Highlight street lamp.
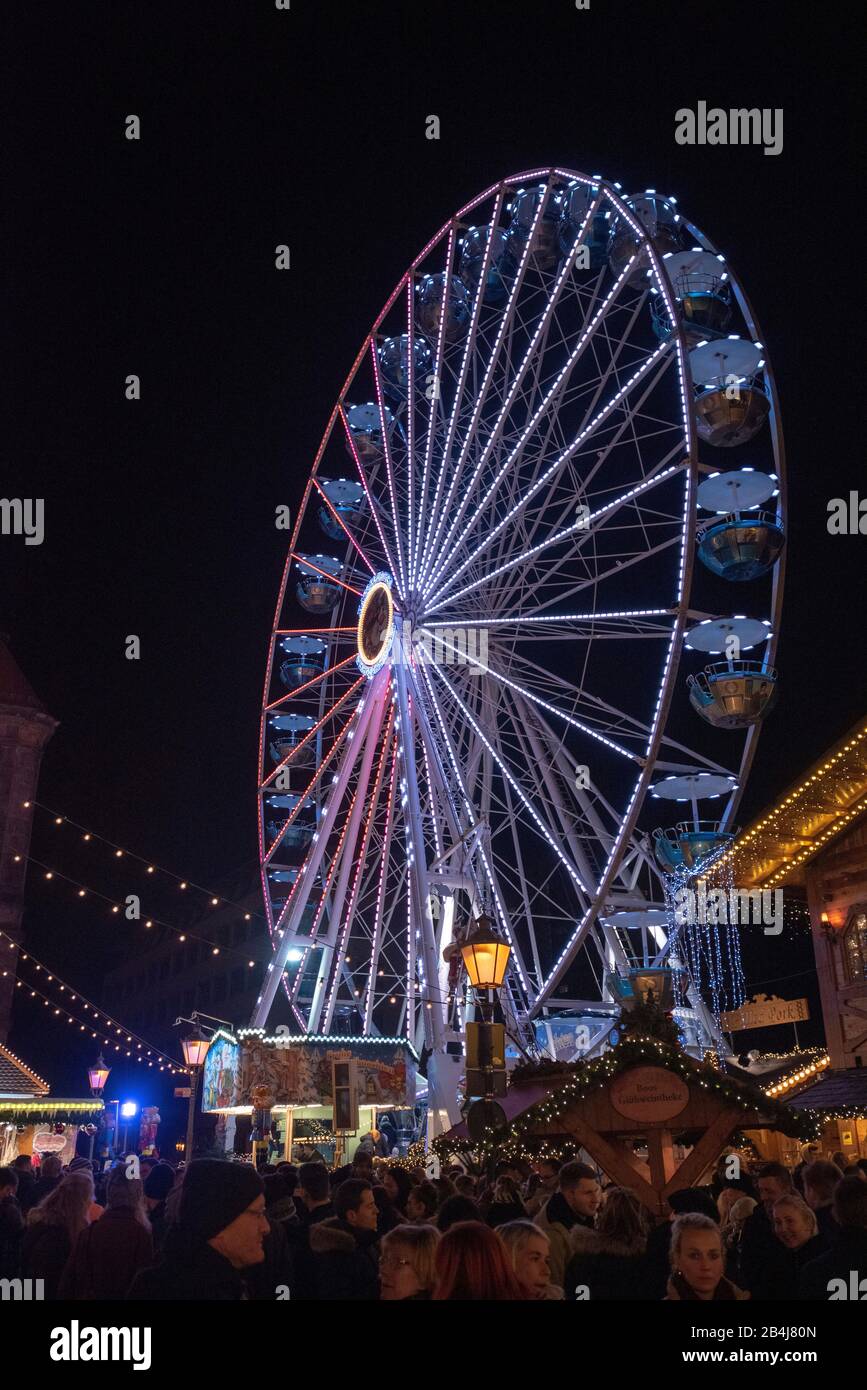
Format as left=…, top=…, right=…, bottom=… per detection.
left=181, top=1024, right=211, bottom=1164
left=86, top=1054, right=111, bottom=1160
left=460, top=913, right=511, bottom=993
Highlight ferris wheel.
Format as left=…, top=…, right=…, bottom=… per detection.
left=251, top=167, right=785, bottom=1127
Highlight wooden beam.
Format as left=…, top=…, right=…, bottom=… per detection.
left=661, top=1107, right=743, bottom=1199
left=563, top=1112, right=663, bottom=1215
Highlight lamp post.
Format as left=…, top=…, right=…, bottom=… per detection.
left=181, top=1025, right=211, bottom=1164
left=459, top=913, right=511, bottom=1176
left=86, top=1054, right=110, bottom=1160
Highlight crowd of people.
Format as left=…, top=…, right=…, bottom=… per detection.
left=1, top=1144, right=865, bottom=1301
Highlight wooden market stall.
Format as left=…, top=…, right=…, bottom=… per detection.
left=437, top=1033, right=812, bottom=1216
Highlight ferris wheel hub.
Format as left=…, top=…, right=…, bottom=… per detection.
left=356, top=571, right=395, bottom=677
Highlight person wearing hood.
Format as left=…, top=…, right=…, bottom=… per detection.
left=128, top=1159, right=268, bottom=1301
left=534, top=1161, right=601, bottom=1289
left=564, top=1186, right=648, bottom=1300
left=664, top=1212, right=749, bottom=1301
left=309, top=1179, right=380, bottom=1300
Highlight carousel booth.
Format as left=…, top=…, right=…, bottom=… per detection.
left=0, top=1041, right=104, bottom=1167
left=200, top=1028, right=417, bottom=1164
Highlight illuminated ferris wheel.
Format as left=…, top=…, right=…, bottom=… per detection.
left=251, top=167, right=785, bottom=1127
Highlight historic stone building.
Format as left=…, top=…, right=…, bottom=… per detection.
left=0, top=637, right=57, bottom=1042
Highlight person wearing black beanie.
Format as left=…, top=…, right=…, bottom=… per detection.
left=128, top=1160, right=268, bottom=1301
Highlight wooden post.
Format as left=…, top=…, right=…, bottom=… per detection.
left=283, top=1108, right=294, bottom=1162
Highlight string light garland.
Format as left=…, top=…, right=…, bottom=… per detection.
left=1, top=930, right=186, bottom=1073
left=24, top=799, right=270, bottom=923
left=14, top=853, right=266, bottom=970
left=0, top=1099, right=105, bottom=1124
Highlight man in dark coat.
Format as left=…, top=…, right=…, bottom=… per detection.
left=738, top=1161, right=794, bottom=1300
left=0, top=1167, right=24, bottom=1279
left=802, top=1159, right=842, bottom=1244
left=128, top=1159, right=267, bottom=1301
left=309, top=1179, right=380, bottom=1300
left=800, top=1175, right=867, bottom=1300
left=285, top=1161, right=335, bottom=1299
left=534, top=1161, right=601, bottom=1289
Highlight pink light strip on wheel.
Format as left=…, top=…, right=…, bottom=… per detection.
left=364, top=356, right=408, bottom=598
left=264, top=653, right=357, bottom=713
left=289, top=552, right=363, bottom=598
left=339, top=400, right=404, bottom=600
left=322, top=710, right=395, bottom=1029
left=311, top=478, right=377, bottom=577
left=362, top=744, right=398, bottom=1033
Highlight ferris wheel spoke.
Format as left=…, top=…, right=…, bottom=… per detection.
left=426, top=453, right=684, bottom=617
left=412, top=661, right=535, bottom=1004
left=318, top=710, right=396, bottom=1032
left=422, top=236, right=647, bottom=594
left=418, top=190, right=508, bottom=585
left=424, top=350, right=677, bottom=612
left=418, top=182, right=552, bottom=581
left=430, top=662, right=594, bottom=902
left=361, top=349, right=410, bottom=596
left=411, top=225, right=456, bottom=590
left=490, top=391, right=687, bottom=616
left=425, top=267, right=658, bottom=599
left=264, top=654, right=359, bottom=714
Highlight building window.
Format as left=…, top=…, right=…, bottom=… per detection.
left=844, top=910, right=867, bottom=983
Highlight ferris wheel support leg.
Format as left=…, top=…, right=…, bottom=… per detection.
left=393, top=659, right=463, bottom=1131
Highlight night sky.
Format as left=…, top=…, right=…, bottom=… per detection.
left=3, top=2, right=862, bottom=1104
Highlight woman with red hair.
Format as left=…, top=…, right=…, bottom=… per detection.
left=432, top=1220, right=528, bottom=1300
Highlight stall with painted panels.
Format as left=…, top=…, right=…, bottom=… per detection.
left=201, top=1028, right=418, bottom=1164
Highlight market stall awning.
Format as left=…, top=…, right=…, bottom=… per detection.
left=0, top=1040, right=49, bottom=1098
left=438, top=1080, right=556, bottom=1145
left=785, top=1067, right=867, bottom=1117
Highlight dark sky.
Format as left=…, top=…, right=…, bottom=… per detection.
left=3, top=2, right=863, bottom=1100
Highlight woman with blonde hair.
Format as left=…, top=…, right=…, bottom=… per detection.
left=378, top=1223, right=440, bottom=1300
left=771, top=1192, right=828, bottom=1296
left=21, top=1172, right=93, bottom=1300
left=498, top=1219, right=563, bottom=1300
left=665, top=1212, right=749, bottom=1301
left=60, top=1168, right=154, bottom=1300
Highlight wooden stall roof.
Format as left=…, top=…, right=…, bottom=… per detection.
left=707, top=715, right=867, bottom=890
